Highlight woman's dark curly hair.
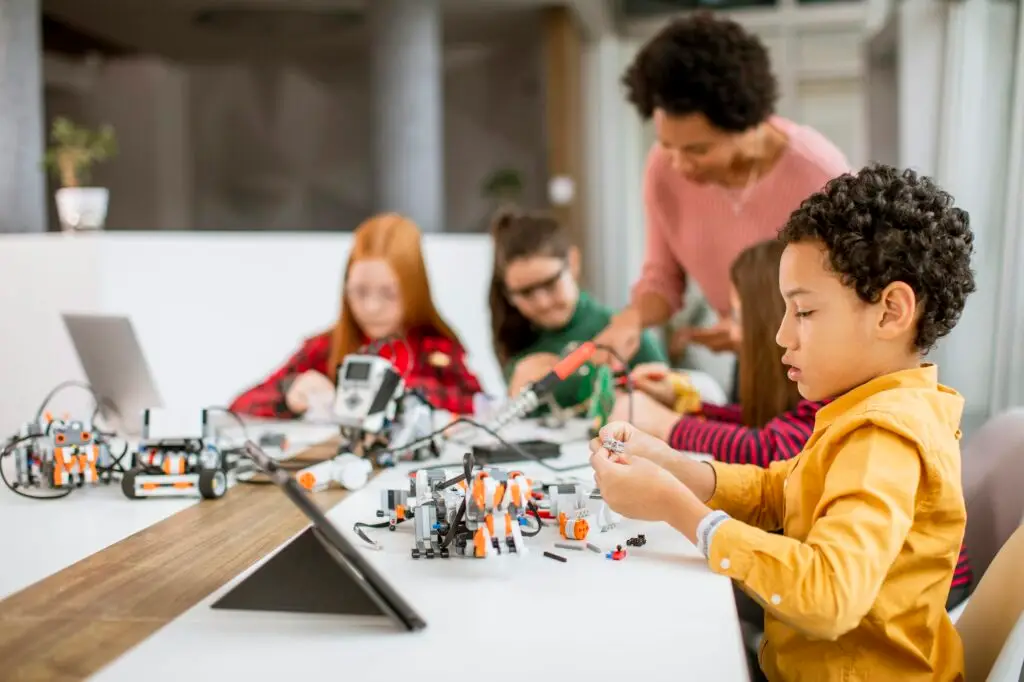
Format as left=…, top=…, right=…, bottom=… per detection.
left=621, top=12, right=778, bottom=132
left=778, top=164, right=976, bottom=353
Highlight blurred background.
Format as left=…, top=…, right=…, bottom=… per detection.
left=1, top=0, right=1021, bottom=438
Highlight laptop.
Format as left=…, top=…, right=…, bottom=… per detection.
left=60, top=313, right=164, bottom=435
left=213, top=441, right=428, bottom=632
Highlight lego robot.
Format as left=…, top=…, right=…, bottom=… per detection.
left=461, top=468, right=534, bottom=558
left=546, top=482, right=593, bottom=540
left=373, top=458, right=539, bottom=559
left=9, top=414, right=112, bottom=491
left=121, top=408, right=236, bottom=500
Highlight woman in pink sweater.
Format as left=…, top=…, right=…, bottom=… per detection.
left=595, top=13, right=850, bottom=372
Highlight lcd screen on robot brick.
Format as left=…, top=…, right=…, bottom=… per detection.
left=345, top=362, right=371, bottom=381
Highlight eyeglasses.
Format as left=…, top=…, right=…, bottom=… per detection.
left=505, top=266, right=566, bottom=301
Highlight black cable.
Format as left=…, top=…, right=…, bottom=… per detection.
left=377, top=415, right=591, bottom=472
left=204, top=406, right=251, bottom=441
left=0, top=434, right=73, bottom=500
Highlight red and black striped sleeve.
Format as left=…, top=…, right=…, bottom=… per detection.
left=228, top=333, right=332, bottom=418
left=667, top=400, right=824, bottom=467
left=951, top=544, right=973, bottom=590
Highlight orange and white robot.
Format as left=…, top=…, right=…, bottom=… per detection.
left=463, top=469, right=534, bottom=558
left=11, top=414, right=110, bottom=490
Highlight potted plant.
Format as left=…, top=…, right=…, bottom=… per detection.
left=44, top=117, right=118, bottom=232
left=482, top=167, right=523, bottom=209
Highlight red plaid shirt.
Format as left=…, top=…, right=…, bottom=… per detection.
left=229, top=327, right=482, bottom=418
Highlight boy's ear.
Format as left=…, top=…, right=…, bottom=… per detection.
left=568, top=246, right=581, bottom=280
left=876, top=281, right=917, bottom=341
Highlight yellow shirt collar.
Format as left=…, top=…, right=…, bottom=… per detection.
left=813, top=364, right=942, bottom=433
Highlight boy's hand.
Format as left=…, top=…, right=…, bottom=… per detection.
left=590, top=447, right=685, bottom=522
left=588, top=421, right=676, bottom=468
left=609, top=391, right=680, bottom=441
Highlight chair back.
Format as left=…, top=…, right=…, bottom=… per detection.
left=956, top=523, right=1024, bottom=681
left=961, top=409, right=1024, bottom=580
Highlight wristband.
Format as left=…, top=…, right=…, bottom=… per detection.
left=695, top=510, right=731, bottom=558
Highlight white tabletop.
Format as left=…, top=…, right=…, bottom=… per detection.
left=90, top=427, right=750, bottom=682
left=0, top=419, right=340, bottom=600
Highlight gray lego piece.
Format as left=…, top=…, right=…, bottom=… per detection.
left=586, top=542, right=602, bottom=553
left=554, top=542, right=584, bottom=551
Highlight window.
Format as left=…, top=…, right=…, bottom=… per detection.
left=619, top=0, right=776, bottom=19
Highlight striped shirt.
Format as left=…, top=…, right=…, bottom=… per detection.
left=669, top=399, right=972, bottom=591
left=632, top=116, right=851, bottom=316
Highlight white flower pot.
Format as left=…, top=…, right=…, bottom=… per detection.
left=55, top=187, right=109, bottom=232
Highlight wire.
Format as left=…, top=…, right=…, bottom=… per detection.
left=377, top=415, right=591, bottom=472
left=0, top=434, right=73, bottom=500
left=204, top=406, right=251, bottom=441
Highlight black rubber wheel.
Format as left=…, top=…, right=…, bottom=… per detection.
left=198, top=469, right=227, bottom=499
left=411, top=549, right=420, bottom=559
left=440, top=548, right=450, bottom=559
left=121, top=468, right=140, bottom=499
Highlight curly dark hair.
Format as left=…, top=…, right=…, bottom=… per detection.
left=621, top=12, right=778, bottom=132
left=778, top=164, right=976, bottom=353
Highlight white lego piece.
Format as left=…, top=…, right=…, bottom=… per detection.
left=142, top=408, right=207, bottom=441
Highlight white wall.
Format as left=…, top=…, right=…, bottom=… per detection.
left=871, top=0, right=1024, bottom=429
left=42, top=38, right=547, bottom=233
left=0, top=233, right=501, bottom=438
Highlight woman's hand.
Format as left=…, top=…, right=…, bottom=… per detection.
left=593, top=307, right=642, bottom=367
left=285, top=370, right=336, bottom=415
left=508, top=352, right=560, bottom=396
left=672, top=318, right=738, bottom=356
left=609, top=391, right=681, bottom=442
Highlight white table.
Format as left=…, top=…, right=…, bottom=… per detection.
left=0, top=419, right=340, bottom=600
left=90, top=426, right=749, bottom=682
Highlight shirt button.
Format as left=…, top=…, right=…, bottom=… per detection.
left=771, top=594, right=781, bottom=605
left=720, top=558, right=731, bottom=570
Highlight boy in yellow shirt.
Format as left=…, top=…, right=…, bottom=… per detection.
left=590, top=164, right=976, bottom=681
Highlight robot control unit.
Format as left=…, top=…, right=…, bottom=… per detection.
left=121, top=408, right=238, bottom=500
left=295, top=352, right=441, bottom=494
left=7, top=414, right=114, bottom=492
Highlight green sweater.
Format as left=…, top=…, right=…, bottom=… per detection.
left=501, top=291, right=667, bottom=408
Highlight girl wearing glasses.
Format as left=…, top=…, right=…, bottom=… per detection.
left=230, top=213, right=482, bottom=419
left=489, top=210, right=666, bottom=408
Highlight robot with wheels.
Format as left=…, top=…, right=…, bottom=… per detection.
left=295, top=353, right=442, bottom=494
left=8, top=414, right=113, bottom=491
left=121, top=408, right=236, bottom=500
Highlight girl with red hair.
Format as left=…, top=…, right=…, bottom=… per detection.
left=230, top=214, right=482, bottom=418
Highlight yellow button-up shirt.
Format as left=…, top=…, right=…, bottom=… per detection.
left=705, top=365, right=967, bottom=681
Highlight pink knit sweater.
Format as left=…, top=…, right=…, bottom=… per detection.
left=631, top=116, right=850, bottom=317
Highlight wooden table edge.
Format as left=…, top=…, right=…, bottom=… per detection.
left=0, top=439, right=355, bottom=681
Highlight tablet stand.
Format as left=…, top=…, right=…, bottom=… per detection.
left=211, top=526, right=387, bottom=617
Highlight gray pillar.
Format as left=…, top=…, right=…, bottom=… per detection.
left=0, top=0, right=46, bottom=233
left=368, top=0, right=444, bottom=233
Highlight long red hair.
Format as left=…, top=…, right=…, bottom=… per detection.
left=328, top=213, right=458, bottom=381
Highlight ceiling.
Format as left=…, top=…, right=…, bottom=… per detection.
left=41, top=0, right=577, bottom=63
